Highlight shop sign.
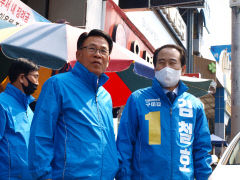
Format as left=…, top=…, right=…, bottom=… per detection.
left=112, top=24, right=153, bottom=65
left=151, top=0, right=205, bottom=7
left=162, top=7, right=186, bottom=41
left=213, top=45, right=231, bottom=92
left=112, top=24, right=127, bottom=48
left=208, top=62, right=216, bottom=73
left=119, top=0, right=205, bottom=9
left=0, top=0, right=49, bottom=26
left=130, top=40, right=153, bottom=64
left=210, top=45, right=231, bottom=62
left=184, top=73, right=201, bottom=78
left=225, top=93, right=231, bottom=115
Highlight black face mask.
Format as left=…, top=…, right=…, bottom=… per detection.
left=22, top=76, right=38, bottom=95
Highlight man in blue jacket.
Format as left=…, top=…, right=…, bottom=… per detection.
left=0, top=58, right=39, bottom=180
left=116, top=44, right=212, bottom=180
left=28, top=29, right=119, bottom=180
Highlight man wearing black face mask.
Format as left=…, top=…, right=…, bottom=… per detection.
left=22, top=75, right=38, bottom=95
left=0, top=58, right=39, bottom=180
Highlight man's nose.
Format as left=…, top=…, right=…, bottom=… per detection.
left=164, top=62, right=171, bottom=67
left=94, top=49, right=102, bottom=56
left=35, top=79, right=39, bottom=85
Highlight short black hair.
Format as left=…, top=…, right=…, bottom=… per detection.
left=77, top=29, right=113, bottom=54
left=153, top=44, right=186, bottom=67
left=8, top=58, right=39, bottom=83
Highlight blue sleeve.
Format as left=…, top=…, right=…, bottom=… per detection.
left=116, top=95, right=138, bottom=180
left=28, top=78, right=61, bottom=180
left=193, top=102, right=212, bottom=180
left=0, top=105, right=7, bottom=140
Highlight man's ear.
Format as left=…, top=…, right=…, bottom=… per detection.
left=76, top=50, right=81, bottom=59
left=181, top=65, right=186, bottom=76
left=18, top=73, right=25, bottom=84
left=106, top=56, right=110, bottom=67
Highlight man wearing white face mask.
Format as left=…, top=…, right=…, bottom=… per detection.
left=116, top=44, right=212, bottom=180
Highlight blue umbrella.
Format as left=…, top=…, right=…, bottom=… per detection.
left=0, top=20, right=15, bottom=29
left=211, top=134, right=228, bottom=147
left=0, top=22, right=85, bottom=70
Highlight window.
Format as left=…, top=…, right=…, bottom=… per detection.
left=227, top=139, right=240, bottom=165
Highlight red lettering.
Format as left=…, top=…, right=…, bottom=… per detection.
left=16, top=7, right=22, bottom=18
left=20, top=10, right=25, bottom=19
left=24, top=12, right=30, bottom=23
left=10, top=3, right=17, bottom=15
left=4, top=0, right=11, bottom=11
left=0, top=0, right=5, bottom=7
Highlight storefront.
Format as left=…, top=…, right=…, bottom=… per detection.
left=192, top=55, right=216, bottom=131
left=211, top=45, right=231, bottom=141
left=103, top=0, right=191, bottom=107
left=0, top=0, right=213, bottom=111
left=193, top=45, right=232, bottom=143
left=104, top=0, right=155, bottom=62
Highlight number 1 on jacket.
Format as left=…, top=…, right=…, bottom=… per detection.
left=145, top=111, right=161, bottom=145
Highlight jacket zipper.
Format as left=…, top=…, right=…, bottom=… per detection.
left=96, top=79, right=104, bottom=179
left=170, top=95, right=178, bottom=179
left=62, top=114, right=67, bottom=180
left=170, top=107, right=173, bottom=180
left=6, top=137, right=11, bottom=180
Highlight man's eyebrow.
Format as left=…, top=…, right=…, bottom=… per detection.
left=87, top=43, right=108, bottom=49
left=86, top=43, right=96, bottom=46
left=169, top=58, right=178, bottom=61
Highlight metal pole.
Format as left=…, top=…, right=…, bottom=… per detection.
left=231, top=3, right=240, bottom=140
left=45, top=0, right=49, bottom=19
left=187, top=9, right=194, bottom=73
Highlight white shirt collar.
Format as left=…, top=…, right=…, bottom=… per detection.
left=163, top=86, right=179, bottom=95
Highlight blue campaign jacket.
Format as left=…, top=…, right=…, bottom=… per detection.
left=28, top=62, right=119, bottom=180
left=116, top=78, right=212, bottom=180
left=0, top=83, right=34, bottom=180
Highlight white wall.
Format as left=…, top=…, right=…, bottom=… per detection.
left=113, top=0, right=119, bottom=5
left=200, top=0, right=231, bottom=60
left=86, top=0, right=103, bottom=30
left=126, top=11, right=185, bottom=49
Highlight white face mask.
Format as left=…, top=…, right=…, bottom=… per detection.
left=155, top=67, right=182, bottom=88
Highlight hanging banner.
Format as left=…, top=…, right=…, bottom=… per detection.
left=210, top=45, right=231, bottom=93
left=0, top=0, right=49, bottom=26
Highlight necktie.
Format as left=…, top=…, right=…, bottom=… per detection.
left=167, top=91, right=176, bottom=104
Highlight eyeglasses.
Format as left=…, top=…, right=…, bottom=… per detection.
left=80, top=46, right=109, bottom=56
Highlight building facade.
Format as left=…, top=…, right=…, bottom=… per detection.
left=5, top=0, right=230, bottom=143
